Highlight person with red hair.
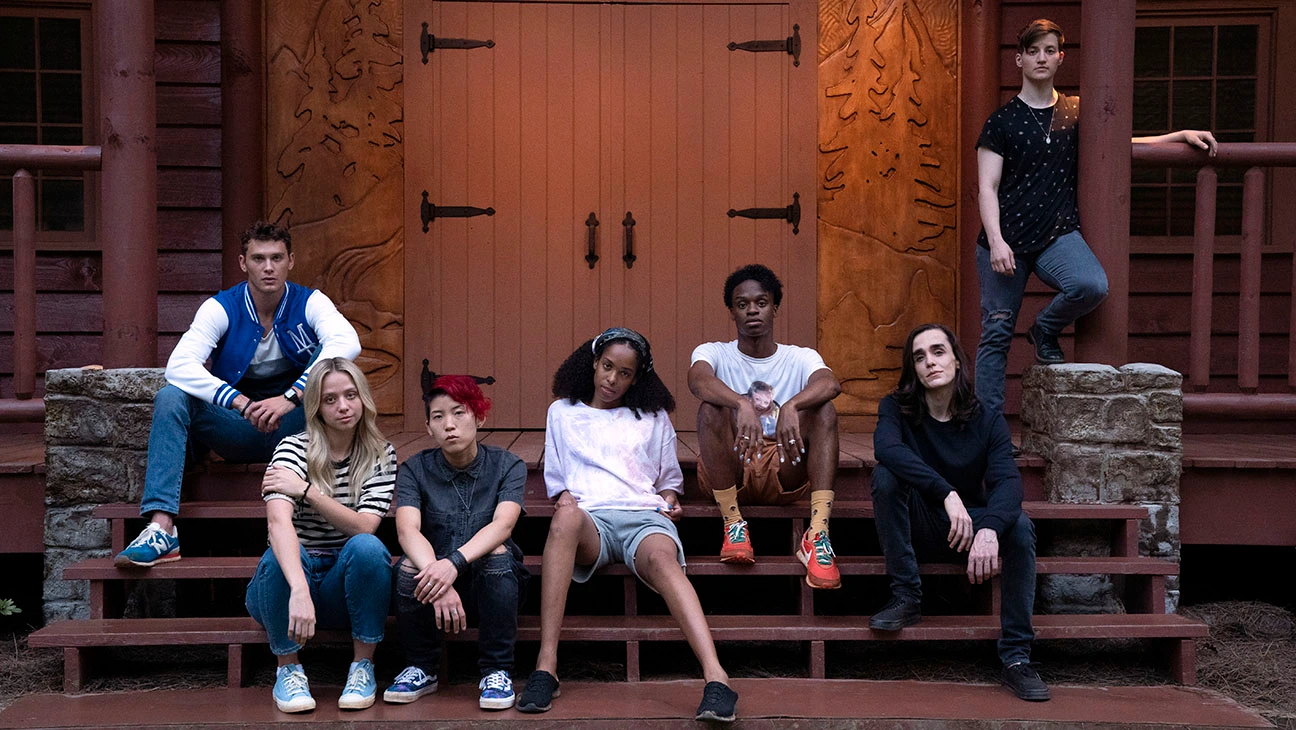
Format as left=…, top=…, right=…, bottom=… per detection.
left=384, top=375, right=527, bottom=711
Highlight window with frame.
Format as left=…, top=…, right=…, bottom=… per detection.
left=0, top=7, right=94, bottom=246
left=1130, top=17, right=1269, bottom=240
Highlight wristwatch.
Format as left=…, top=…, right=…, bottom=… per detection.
left=284, top=390, right=302, bottom=408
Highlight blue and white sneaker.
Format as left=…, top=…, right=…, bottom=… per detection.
left=114, top=523, right=180, bottom=567
left=479, top=669, right=515, bottom=710
left=338, top=658, right=378, bottom=710
left=272, top=663, right=315, bottom=713
left=383, top=665, right=438, bottom=704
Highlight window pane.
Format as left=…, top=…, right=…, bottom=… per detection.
left=42, top=126, right=82, bottom=145
left=1171, top=80, right=1212, bottom=130
left=0, top=71, right=37, bottom=122
left=1215, top=80, right=1255, bottom=130
left=1217, top=25, right=1257, bottom=76
left=1214, top=184, right=1242, bottom=236
left=1133, top=81, right=1169, bottom=132
left=1132, top=166, right=1167, bottom=184
left=40, top=73, right=82, bottom=123
left=0, top=17, right=36, bottom=69
left=1131, top=186, right=1168, bottom=236
left=1174, top=26, right=1214, bottom=76
left=1168, top=186, right=1196, bottom=236
left=38, top=18, right=81, bottom=70
left=1135, top=26, right=1170, bottom=77
left=39, top=177, right=84, bottom=232
left=0, top=125, right=38, bottom=144
left=0, top=178, right=12, bottom=230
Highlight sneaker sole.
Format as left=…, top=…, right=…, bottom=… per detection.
left=696, top=709, right=737, bottom=723
left=516, top=688, right=560, bottom=713
left=275, top=696, right=316, bottom=713
left=795, top=548, right=841, bottom=589
left=383, top=684, right=437, bottom=703
left=338, top=693, right=376, bottom=710
left=869, top=614, right=922, bottom=631
left=1002, top=682, right=1051, bottom=702
left=114, top=553, right=181, bottom=568
left=480, top=695, right=517, bottom=710
left=719, top=551, right=755, bottom=564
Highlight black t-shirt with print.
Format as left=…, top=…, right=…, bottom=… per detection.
left=976, top=94, right=1081, bottom=255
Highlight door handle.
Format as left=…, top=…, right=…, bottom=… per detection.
left=622, top=212, right=637, bottom=269
left=585, top=213, right=599, bottom=269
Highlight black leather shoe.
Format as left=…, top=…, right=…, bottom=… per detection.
left=869, top=595, right=922, bottom=631
left=1026, top=324, right=1065, bottom=364
left=1001, top=662, right=1051, bottom=701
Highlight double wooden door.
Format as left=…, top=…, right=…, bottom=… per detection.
left=405, top=0, right=817, bottom=429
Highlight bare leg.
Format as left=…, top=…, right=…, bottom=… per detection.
left=777, top=401, right=837, bottom=500
left=278, top=652, right=300, bottom=667
left=634, top=534, right=729, bottom=685
left=534, top=503, right=602, bottom=677
left=149, top=511, right=175, bottom=533
left=696, top=402, right=741, bottom=491
left=353, top=640, right=375, bottom=662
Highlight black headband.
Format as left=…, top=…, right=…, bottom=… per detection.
left=592, top=327, right=654, bottom=373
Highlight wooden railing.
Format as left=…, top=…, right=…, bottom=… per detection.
left=1, top=144, right=102, bottom=421
left=1132, top=142, right=1296, bottom=419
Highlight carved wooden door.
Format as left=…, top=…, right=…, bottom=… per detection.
left=405, top=0, right=817, bottom=430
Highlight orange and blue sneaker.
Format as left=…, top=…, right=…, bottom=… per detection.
left=719, top=520, right=755, bottom=564
left=797, top=529, right=841, bottom=589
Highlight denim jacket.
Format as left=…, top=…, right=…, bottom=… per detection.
left=395, top=444, right=527, bottom=562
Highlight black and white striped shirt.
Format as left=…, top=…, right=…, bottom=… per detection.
left=265, top=433, right=397, bottom=548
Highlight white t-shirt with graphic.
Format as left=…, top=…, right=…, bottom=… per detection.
left=543, top=399, right=683, bottom=512
left=690, top=341, right=830, bottom=430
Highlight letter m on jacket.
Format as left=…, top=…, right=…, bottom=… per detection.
left=285, top=323, right=318, bottom=356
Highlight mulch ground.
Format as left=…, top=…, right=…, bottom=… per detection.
left=3, top=601, right=1294, bottom=726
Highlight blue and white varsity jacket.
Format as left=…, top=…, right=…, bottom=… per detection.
left=165, top=281, right=361, bottom=408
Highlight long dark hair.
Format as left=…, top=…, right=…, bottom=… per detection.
left=551, top=328, right=675, bottom=419
left=890, top=323, right=979, bottom=425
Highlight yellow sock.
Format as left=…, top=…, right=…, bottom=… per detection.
left=809, top=490, right=834, bottom=536
left=712, top=486, right=744, bottom=526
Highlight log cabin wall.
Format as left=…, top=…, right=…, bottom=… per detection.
left=0, top=1, right=221, bottom=399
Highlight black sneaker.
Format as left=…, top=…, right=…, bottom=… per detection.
left=869, top=595, right=922, bottom=631
left=694, top=681, right=738, bottom=723
left=1001, top=661, right=1051, bottom=701
left=516, top=670, right=560, bottom=713
left=1026, top=324, right=1065, bottom=364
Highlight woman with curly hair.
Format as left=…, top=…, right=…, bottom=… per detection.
left=516, top=327, right=738, bottom=723
left=245, top=357, right=397, bottom=713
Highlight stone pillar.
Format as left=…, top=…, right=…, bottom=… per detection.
left=43, top=368, right=166, bottom=622
left=1020, top=363, right=1183, bottom=612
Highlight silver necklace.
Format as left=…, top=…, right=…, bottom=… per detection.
left=1026, top=103, right=1054, bottom=144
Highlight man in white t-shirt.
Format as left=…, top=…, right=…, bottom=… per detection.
left=689, top=264, right=844, bottom=589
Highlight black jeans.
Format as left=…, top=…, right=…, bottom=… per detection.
left=393, top=551, right=520, bottom=677
left=870, top=465, right=1037, bottom=665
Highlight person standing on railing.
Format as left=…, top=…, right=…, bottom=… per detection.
left=114, top=221, right=361, bottom=568
left=974, top=18, right=1217, bottom=416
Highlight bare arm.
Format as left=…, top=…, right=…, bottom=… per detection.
left=689, top=360, right=763, bottom=462
left=266, top=498, right=314, bottom=643
left=977, top=147, right=1016, bottom=276
left=1133, top=130, right=1217, bottom=156
left=782, top=368, right=842, bottom=412
left=395, top=505, right=439, bottom=571
left=262, top=465, right=383, bottom=536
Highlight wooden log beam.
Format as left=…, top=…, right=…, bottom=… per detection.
left=220, top=0, right=264, bottom=287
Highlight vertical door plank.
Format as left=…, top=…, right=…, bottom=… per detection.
left=438, top=2, right=471, bottom=378
left=752, top=3, right=786, bottom=341
left=545, top=3, right=578, bottom=415
left=622, top=6, right=653, bottom=337
left=404, top=0, right=436, bottom=428
left=492, top=3, right=524, bottom=427
left=785, top=0, right=818, bottom=346
left=727, top=5, right=758, bottom=271
left=599, top=5, right=627, bottom=333
left=518, top=3, right=550, bottom=426
left=674, top=4, right=707, bottom=430
left=466, top=3, right=497, bottom=389
left=702, top=5, right=734, bottom=347
left=649, top=5, right=681, bottom=422
left=572, top=4, right=602, bottom=344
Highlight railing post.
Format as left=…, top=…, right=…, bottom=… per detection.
left=96, top=0, right=158, bottom=368
left=221, top=0, right=264, bottom=288
left=1238, top=168, right=1264, bottom=392
left=12, top=170, right=36, bottom=400
left=1189, top=167, right=1217, bottom=391
left=958, top=0, right=1000, bottom=364
left=1076, top=0, right=1135, bottom=365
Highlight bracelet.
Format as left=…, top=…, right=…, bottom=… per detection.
left=448, top=550, right=469, bottom=575
left=239, top=401, right=251, bottom=418
left=299, top=483, right=311, bottom=503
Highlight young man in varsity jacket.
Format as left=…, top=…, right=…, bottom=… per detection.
left=115, top=221, right=361, bottom=568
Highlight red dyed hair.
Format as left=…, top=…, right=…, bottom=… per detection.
left=425, top=374, right=492, bottom=421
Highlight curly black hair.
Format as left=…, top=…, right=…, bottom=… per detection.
left=723, top=264, right=783, bottom=308
left=551, top=337, right=675, bottom=419
left=890, top=323, right=980, bottom=426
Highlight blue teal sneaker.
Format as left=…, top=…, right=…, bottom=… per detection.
left=383, top=665, right=437, bottom=704
left=478, top=669, right=515, bottom=710
left=339, top=659, right=377, bottom=710
left=114, top=523, right=180, bottom=567
left=272, top=663, right=315, bottom=713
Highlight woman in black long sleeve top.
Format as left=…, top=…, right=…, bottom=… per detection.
left=870, top=323, right=1049, bottom=702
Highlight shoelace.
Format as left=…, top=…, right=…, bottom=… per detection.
left=344, top=664, right=372, bottom=694
left=129, top=528, right=171, bottom=552
left=482, top=671, right=511, bottom=692
left=812, top=531, right=835, bottom=566
left=726, top=521, right=748, bottom=544
left=279, top=669, right=309, bottom=696
left=393, top=666, right=428, bottom=686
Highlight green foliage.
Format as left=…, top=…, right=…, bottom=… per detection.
left=0, top=598, right=20, bottom=616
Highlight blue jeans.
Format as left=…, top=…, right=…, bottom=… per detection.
left=393, top=551, right=521, bottom=676
left=245, top=533, right=392, bottom=656
left=974, top=230, right=1108, bottom=414
left=139, top=384, right=306, bottom=517
left=870, top=465, right=1037, bottom=666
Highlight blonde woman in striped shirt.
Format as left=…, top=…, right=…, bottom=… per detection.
left=245, top=357, right=397, bottom=713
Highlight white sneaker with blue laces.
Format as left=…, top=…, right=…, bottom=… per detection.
left=272, top=663, right=315, bottom=713
left=338, top=658, right=378, bottom=710
left=479, top=669, right=515, bottom=710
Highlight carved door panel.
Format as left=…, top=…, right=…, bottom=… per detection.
left=406, top=0, right=817, bottom=430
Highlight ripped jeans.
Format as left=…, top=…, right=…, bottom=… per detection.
left=974, top=231, right=1108, bottom=414
left=392, top=550, right=521, bottom=677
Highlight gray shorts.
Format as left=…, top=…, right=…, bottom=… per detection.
left=572, top=509, right=686, bottom=586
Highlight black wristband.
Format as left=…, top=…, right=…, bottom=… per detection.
left=448, top=550, right=469, bottom=575
left=239, top=401, right=250, bottom=417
